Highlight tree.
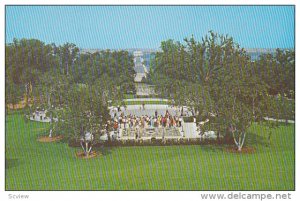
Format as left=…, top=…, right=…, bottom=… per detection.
left=198, top=32, right=272, bottom=151
left=59, top=43, right=79, bottom=76
left=255, top=49, right=295, bottom=99
left=150, top=31, right=288, bottom=151
left=61, top=84, right=110, bottom=156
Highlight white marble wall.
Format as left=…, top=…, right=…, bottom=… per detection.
left=182, top=122, right=198, bottom=138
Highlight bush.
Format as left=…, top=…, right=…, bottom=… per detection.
left=68, top=136, right=234, bottom=147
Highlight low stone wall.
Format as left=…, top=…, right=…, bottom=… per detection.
left=182, top=122, right=197, bottom=138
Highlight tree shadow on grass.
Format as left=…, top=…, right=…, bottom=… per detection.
left=198, top=144, right=225, bottom=153
left=55, top=136, right=69, bottom=144
left=92, top=144, right=113, bottom=156
left=245, top=131, right=268, bottom=147
left=5, top=158, right=20, bottom=169
left=197, top=131, right=267, bottom=154
left=5, top=119, right=12, bottom=123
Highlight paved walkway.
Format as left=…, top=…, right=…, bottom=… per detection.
left=264, top=117, right=295, bottom=124
left=124, top=98, right=169, bottom=102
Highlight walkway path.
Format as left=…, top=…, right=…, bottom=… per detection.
left=264, top=117, right=295, bottom=124
left=124, top=98, right=169, bottom=102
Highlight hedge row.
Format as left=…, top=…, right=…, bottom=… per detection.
left=68, top=136, right=234, bottom=148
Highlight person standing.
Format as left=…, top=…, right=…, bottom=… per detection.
left=150, top=117, right=154, bottom=128
left=165, top=109, right=169, bottom=118
left=179, top=116, right=182, bottom=127
left=135, top=122, right=140, bottom=139
left=157, top=115, right=161, bottom=127
left=162, top=116, right=166, bottom=127
left=166, top=116, right=169, bottom=128
left=123, top=116, right=126, bottom=128
left=118, top=116, right=122, bottom=129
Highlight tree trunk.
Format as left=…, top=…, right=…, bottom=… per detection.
left=25, top=83, right=28, bottom=107
left=49, top=128, right=53, bottom=138
left=47, top=92, right=51, bottom=108
left=217, top=130, right=221, bottom=144
left=66, top=63, right=69, bottom=76
left=268, top=131, right=272, bottom=146
left=237, top=145, right=242, bottom=152
left=107, top=131, right=111, bottom=142
left=80, top=141, right=85, bottom=152
left=85, top=142, right=89, bottom=156
left=233, top=131, right=246, bottom=152
left=252, top=97, right=255, bottom=116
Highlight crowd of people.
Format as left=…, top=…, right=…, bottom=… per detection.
left=106, top=110, right=184, bottom=132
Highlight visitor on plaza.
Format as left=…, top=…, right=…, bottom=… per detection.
left=109, top=110, right=184, bottom=133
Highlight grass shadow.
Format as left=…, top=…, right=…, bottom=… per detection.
left=93, top=144, right=113, bottom=156
left=245, top=131, right=268, bottom=147
left=196, top=131, right=268, bottom=153
left=5, top=158, right=20, bottom=169
left=198, top=144, right=225, bottom=153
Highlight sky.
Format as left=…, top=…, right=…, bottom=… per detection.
left=5, top=5, right=295, bottom=49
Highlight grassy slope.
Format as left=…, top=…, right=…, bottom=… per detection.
left=5, top=112, right=294, bottom=190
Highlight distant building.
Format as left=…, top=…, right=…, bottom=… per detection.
left=133, top=51, right=155, bottom=96
left=133, top=51, right=143, bottom=57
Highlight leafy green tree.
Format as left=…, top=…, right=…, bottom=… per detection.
left=150, top=31, right=293, bottom=151
left=59, top=43, right=79, bottom=76
left=255, top=49, right=295, bottom=98
left=61, top=84, right=110, bottom=156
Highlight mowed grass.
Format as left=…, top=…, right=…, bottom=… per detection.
left=5, top=112, right=294, bottom=190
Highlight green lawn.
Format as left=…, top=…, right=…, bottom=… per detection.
left=5, top=112, right=294, bottom=190
left=123, top=94, right=136, bottom=99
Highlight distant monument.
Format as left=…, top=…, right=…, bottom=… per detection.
left=133, top=51, right=155, bottom=96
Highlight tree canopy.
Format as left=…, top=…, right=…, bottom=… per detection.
left=150, top=31, right=295, bottom=151
left=6, top=38, right=136, bottom=140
